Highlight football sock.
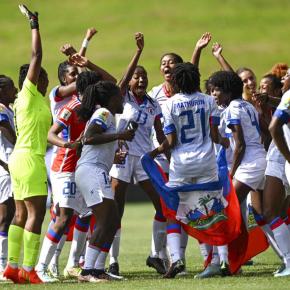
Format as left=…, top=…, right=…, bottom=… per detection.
left=0, top=231, right=8, bottom=270
left=109, top=227, right=121, bottom=265
left=83, top=245, right=100, bottom=269
left=166, top=223, right=181, bottom=263
left=7, top=225, right=24, bottom=267
left=23, top=230, right=41, bottom=271
left=94, top=243, right=111, bottom=270
left=151, top=212, right=166, bottom=258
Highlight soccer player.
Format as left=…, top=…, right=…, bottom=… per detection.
left=75, top=82, right=135, bottom=282
left=0, top=75, right=17, bottom=279
left=35, top=71, right=103, bottom=282
left=150, top=62, right=228, bottom=278
left=3, top=5, right=51, bottom=284
left=108, top=33, right=167, bottom=276
left=269, top=89, right=290, bottom=277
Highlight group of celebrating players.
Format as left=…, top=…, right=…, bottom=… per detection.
left=0, top=4, right=290, bottom=284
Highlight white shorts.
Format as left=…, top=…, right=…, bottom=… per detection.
left=234, top=158, right=266, bottom=191
left=265, top=160, right=290, bottom=196
left=110, top=155, right=148, bottom=183
left=0, top=175, right=13, bottom=203
left=50, top=171, right=89, bottom=215
left=76, top=164, right=114, bottom=207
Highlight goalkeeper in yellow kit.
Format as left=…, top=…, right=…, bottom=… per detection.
left=3, top=4, right=52, bottom=284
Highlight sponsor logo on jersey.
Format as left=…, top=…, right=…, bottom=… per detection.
left=60, top=108, right=72, bottom=121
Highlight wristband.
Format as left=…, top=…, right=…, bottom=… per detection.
left=30, top=13, right=39, bottom=30
left=82, top=39, right=89, bottom=48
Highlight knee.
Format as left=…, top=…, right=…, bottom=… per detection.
left=263, top=207, right=277, bottom=224
left=14, top=208, right=27, bottom=226
left=55, top=214, right=72, bottom=231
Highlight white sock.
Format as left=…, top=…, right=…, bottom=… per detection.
left=217, top=245, right=229, bottom=264
left=66, top=228, right=88, bottom=268
left=94, top=251, right=108, bottom=270
left=262, top=224, right=284, bottom=260
left=0, top=234, right=8, bottom=271
left=167, top=233, right=181, bottom=263
left=109, top=228, right=121, bottom=265
left=151, top=218, right=166, bottom=258
left=180, top=228, right=188, bottom=260
left=199, top=243, right=212, bottom=262
left=83, top=245, right=100, bottom=270
left=270, top=218, right=290, bottom=267
left=50, top=234, right=67, bottom=267
left=211, top=246, right=220, bottom=265
left=36, top=236, right=58, bottom=272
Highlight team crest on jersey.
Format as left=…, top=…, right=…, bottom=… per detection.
left=99, top=110, right=109, bottom=122
left=60, top=108, right=72, bottom=121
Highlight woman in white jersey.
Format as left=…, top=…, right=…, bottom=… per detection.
left=268, top=90, right=290, bottom=277
left=108, top=33, right=168, bottom=276
left=75, top=81, right=134, bottom=282
left=0, top=75, right=17, bottom=278
left=150, top=62, right=228, bottom=278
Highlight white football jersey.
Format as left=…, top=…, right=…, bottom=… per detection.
left=162, top=92, right=220, bottom=179
left=225, top=98, right=266, bottom=164
left=0, top=104, right=15, bottom=176
left=49, top=86, right=73, bottom=120
left=117, top=90, right=162, bottom=157
left=77, top=108, right=117, bottom=171
left=274, top=90, right=290, bottom=149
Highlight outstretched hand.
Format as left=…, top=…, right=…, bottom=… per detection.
left=69, top=53, right=89, bottom=67
left=212, top=42, right=223, bottom=58
left=86, top=28, right=97, bottom=40
left=195, top=32, right=211, bottom=49
left=135, top=32, right=144, bottom=51
left=19, top=4, right=39, bottom=29
left=60, top=44, right=77, bottom=57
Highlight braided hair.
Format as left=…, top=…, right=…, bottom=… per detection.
left=78, top=81, right=120, bottom=122
left=171, top=62, right=200, bottom=94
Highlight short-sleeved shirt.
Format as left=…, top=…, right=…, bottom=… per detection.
left=163, top=92, right=220, bottom=179
left=225, top=98, right=266, bottom=164
left=77, top=108, right=117, bottom=172
left=117, top=90, right=162, bottom=157
left=49, top=85, right=75, bottom=121
left=13, top=78, right=51, bottom=156
left=0, top=104, right=15, bottom=176
left=274, top=91, right=290, bottom=148
left=51, top=96, right=85, bottom=173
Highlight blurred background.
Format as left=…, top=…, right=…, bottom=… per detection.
left=1, top=0, right=290, bottom=201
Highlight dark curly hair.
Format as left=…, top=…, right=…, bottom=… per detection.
left=57, top=61, right=74, bottom=86
left=18, top=64, right=47, bottom=90
left=160, top=53, right=183, bottom=65
left=76, top=71, right=102, bottom=96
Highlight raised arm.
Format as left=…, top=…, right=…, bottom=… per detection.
left=79, top=27, right=97, bottom=57
left=212, top=42, right=234, bottom=72
left=69, top=53, right=117, bottom=84
left=118, top=32, right=144, bottom=96
left=190, top=32, right=211, bottom=67
left=19, top=4, right=42, bottom=85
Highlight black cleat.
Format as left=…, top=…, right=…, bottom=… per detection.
left=108, top=262, right=120, bottom=276
left=220, top=261, right=231, bottom=277
left=146, top=256, right=166, bottom=274
left=163, top=259, right=185, bottom=278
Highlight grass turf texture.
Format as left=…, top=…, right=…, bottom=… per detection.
left=1, top=203, right=290, bottom=289
left=1, top=0, right=290, bottom=94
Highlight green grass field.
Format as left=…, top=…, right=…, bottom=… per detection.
left=1, top=0, right=290, bottom=93
left=1, top=203, right=290, bottom=290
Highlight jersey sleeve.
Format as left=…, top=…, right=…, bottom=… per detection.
left=274, top=92, right=290, bottom=124
left=56, top=106, right=74, bottom=128
left=226, top=101, right=241, bottom=126
left=162, top=99, right=176, bottom=135
left=0, top=106, right=9, bottom=123
left=90, top=108, right=111, bottom=130
left=154, top=101, right=163, bottom=121
left=49, top=86, right=63, bottom=103
left=209, top=96, right=220, bottom=125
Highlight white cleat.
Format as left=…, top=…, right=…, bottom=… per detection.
left=36, top=270, right=59, bottom=283
left=274, top=267, right=290, bottom=277
left=48, top=263, right=60, bottom=278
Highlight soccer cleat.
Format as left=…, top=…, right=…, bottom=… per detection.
left=63, top=266, right=82, bottom=279
left=18, top=268, right=43, bottom=284
left=106, top=271, right=124, bottom=280
left=92, top=269, right=119, bottom=281
left=3, top=265, right=19, bottom=283
left=36, top=270, right=59, bottom=283
left=220, top=261, right=231, bottom=277
left=194, top=264, right=222, bottom=279
left=0, top=270, right=9, bottom=281
left=108, top=262, right=120, bottom=276
left=163, top=259, right=185, bottom=278
left=78, top=269, right=107, bottom=283
left=243, top=259, right=254, bottom=266
left=274, top=267, right=290, bottom=277
left=48, top=263, right=60, bottom=278
left=273, top=263, right=286, bottom=275
left=146, top=256, right=166, bottom=274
